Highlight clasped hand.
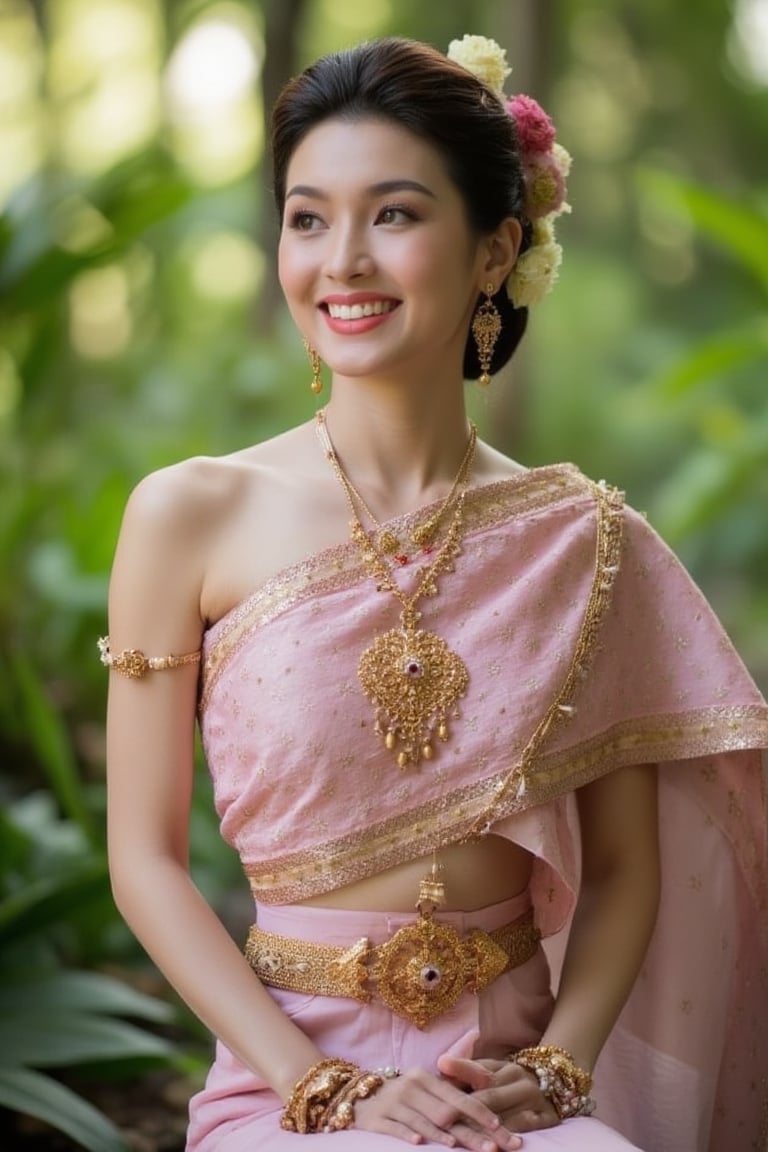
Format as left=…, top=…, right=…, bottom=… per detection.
left=353, top=1055, right=558, bottom=1148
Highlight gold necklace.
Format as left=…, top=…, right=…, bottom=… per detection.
left=317, top=410, right=477, bottom=559
left=315, top=411, right=476, bottom=769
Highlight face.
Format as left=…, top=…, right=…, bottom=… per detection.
left=278, top=116, right=504, bottom=383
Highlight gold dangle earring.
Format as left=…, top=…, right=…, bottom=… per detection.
left=471, top=282, right=502, bottom=387
left=303, top=339, right=323, bottom=395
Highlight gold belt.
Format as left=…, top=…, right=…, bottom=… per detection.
left=245, top=908, right=540, bottom=1030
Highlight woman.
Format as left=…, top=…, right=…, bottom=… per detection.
left=102, top=35, right=768, bottom=1152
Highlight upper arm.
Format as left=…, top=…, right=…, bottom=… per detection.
left=576, top=763, right=660, bottom=888
left=105, top=464, right=211, bottom=891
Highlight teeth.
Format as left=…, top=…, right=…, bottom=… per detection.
left=327, top=300, right=395, bottom=320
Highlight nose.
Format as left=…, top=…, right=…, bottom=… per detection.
left=322, top=220, right=375, bottom=281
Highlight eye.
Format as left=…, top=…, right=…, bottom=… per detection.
left=288, top=210, right=322, bottom=232
left=376, top=204, right=418, bottom=225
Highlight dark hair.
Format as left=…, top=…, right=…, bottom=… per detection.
left=271, top=37, right=532, bottom=376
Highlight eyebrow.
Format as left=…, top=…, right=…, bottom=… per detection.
left=285, top=179, right=437, bottom=201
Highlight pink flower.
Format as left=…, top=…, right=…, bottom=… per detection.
left=506, top=94, right=556, bottom=155
left=523, top=152, right=567, bottom=218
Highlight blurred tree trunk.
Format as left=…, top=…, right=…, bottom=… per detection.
left=488, top=0, right=555, bottom=461
left=255, top=0, right=310, bottom=333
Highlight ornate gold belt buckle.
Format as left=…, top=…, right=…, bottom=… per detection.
left=370, top=915, right=509, bottom=1030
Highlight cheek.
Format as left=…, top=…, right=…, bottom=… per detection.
left=277, top=236, right=312, bottom=298
left=400, top=235, right=475, bottom=294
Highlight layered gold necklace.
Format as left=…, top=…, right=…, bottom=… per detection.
left=324, top=420, right=477, bottom=561
left=315, top=409, right=476, bottom=769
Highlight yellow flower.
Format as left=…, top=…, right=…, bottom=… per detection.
left=447, top=34, right=511, bottom=95
left=506, top=239, right=563, bottom=308
left=532, top=217, right=556, bottom=246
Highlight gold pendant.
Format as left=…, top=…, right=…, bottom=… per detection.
left=358, top=626, right=468, bottom=768
left=417, top=869, right=446, bottom=913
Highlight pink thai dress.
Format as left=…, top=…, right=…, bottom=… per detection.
left=186, top=465, right=768, bottom=1152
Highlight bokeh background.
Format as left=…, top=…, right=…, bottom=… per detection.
left=1, top=1, right=766, bottom=1148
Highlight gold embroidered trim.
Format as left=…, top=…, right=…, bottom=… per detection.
left=245, top=908, right=539, bottom=1029
left=97, top=636, right=201, bottom=679
left=242, top=710, right=768, bottom=906
left=200, top=465, right=592, bottom=709
left=464, top=477, right=624, bottom=825
left=524, top=704, right=768, bottom=797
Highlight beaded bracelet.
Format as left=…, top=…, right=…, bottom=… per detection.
left=512, top=1044, right=596, bottom=1121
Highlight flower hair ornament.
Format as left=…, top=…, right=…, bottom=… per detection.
left=447, top=34, right=571, bottom=308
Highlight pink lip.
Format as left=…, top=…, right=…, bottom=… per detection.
left=322, top=310, right=397, bottom=335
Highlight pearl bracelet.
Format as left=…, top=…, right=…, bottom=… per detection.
left=511, top=1044, right=596, bottom=1121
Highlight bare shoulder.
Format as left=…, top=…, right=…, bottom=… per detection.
left=109, top=453, right=263, bottom=643
left=130, top=445, right=263, bottom=514
left=118, top=430, right=308, bottom=544
left=473, top=438, right=528, bottom=483
left=110, top=423, right=324, bottom=637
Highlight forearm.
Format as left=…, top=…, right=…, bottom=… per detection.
left=540, top=862, right=659, bottom=1071
left=111, top=857, right=321, bottom=1100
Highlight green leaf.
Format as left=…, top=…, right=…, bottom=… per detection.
left=652, top=321, right=768, bottom=397
left=0, top=1011, right=174, bottom=1066
left=0, top=806, right=32, bottom=876
left=653, top=426, right=768, bottom=541
left=0, top=968, right=174, bottom=1024
left=0, top=858, right=108, bottom=945
left=0, top=1065, right=131, bottom=1152
left=638, top=167, right=768, bottom=293
left=8, top=650, right=94, bottom=836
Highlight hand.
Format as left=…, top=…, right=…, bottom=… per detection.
left=437, top=1055, right=559, bottom=1135
left=354, top=1067, right=522, bottom=1150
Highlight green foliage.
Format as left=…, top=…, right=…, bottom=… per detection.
left=0, top=798, right=182, bottom=1151
left=625, top=169, right=768, bottom=683
left=637, top=170, right=768, bottom=533
left=638, top=169, right=768, bottom=295
left=0, top=1068, right=131, bottom=1152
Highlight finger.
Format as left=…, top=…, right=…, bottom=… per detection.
left=436, top=1086, right=507, bottom=1135
left=403, top=1073, right=504, bottom=1134
left=503, top=1104, right=559, bottom=1133
left=449, top=1122, right=522, bottom=1152
left=437, top=1055, right=500, bottom=1090
left=369, top=1117, right=427, bottom=1145
left=393, top=1106, right=458, bottom=1147
left=398, top=1069, right=508, bottom=1137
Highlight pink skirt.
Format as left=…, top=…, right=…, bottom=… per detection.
left=185, top=893, right=642, bottom=1150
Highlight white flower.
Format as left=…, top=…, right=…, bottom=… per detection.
left=506, top=238, right=563, bottom=308
left=447, top=34, right=511, bottom=95
left=551, top=142, right=573, bottom=178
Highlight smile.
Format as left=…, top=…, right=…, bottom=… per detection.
left=325, top=300, right=397, bottom=320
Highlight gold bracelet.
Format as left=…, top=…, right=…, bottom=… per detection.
left=280, top=1058, right=359, bottom=1134
left=323, top=1069, right=386, bottom=1132
left=512, top=1044, right=595, bottom=1121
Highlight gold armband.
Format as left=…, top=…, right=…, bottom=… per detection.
left=97, top=636, right=201, bottom=680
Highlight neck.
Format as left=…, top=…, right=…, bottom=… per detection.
left=318, top=379, right=472, bottom=516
